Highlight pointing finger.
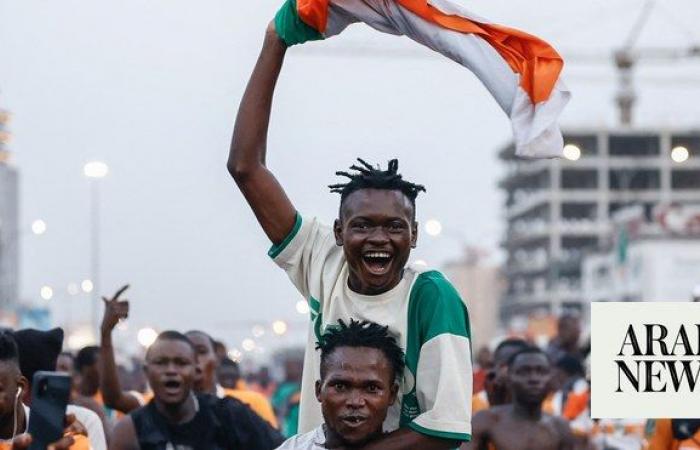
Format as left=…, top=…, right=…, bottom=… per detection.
left=113, top=284, right=130, bottom=300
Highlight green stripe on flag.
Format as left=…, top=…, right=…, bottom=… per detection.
left=274, top=0, right=324, bottom=47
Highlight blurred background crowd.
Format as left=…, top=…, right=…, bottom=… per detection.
left=1, top=0, right=700, bottom=449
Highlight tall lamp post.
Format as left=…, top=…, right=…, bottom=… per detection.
left=83, top=161, right=108, bottom=336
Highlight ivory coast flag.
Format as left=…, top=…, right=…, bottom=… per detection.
left=275, top=0, right=571, bottom=158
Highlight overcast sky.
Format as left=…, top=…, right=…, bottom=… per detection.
left=2, top=0, right=699, bottom=355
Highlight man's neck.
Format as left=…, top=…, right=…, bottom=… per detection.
left=347, top=270, right=404, bottom=296
left=511, top=402, right=543, bottom=422
left=155, top=394, right=197, bottom=425
left=323, top=424, right=380, bottom=449
left=489, top=388, right=511, bottom=406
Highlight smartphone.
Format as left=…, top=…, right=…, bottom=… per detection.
left=27, top=372, right=71, bottom=450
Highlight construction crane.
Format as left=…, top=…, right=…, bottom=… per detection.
left=613, top=0, right=700, bottom=125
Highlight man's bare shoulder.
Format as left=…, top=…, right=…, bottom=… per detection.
left=473, top=405, right=510, bottom=427
left=111, top=415, right=140, bottom=450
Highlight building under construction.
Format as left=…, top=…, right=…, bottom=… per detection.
left=498, top=128, right=700, bottom=321
left=0, top=105, right=18, bottom=312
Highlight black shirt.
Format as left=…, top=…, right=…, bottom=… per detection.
left=131, top=394, right=283, bottom=450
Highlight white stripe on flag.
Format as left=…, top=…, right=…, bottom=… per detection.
left=323, top=0, right=570, bottom=158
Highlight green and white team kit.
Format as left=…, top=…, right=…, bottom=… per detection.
left=270, top=214, right=473, bottom=441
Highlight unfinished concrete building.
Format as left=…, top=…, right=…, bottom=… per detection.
left=0, top=107, right=18, bottom=312
left=499, top=129, right=700, bottom=321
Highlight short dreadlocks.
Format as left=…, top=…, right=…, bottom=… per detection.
left=316, top=319, right=405, bottom=382
left=329, top=159, right=425, bottom=216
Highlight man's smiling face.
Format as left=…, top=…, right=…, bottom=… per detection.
left=334, top=188, right=417, bottom=295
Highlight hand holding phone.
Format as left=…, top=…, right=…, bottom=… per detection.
left=27, top=372, right=71, bottom=450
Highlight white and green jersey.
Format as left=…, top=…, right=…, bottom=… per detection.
left=270, top=214, right=473, bottom=442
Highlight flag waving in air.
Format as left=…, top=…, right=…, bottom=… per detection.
left=275, top=0, right=571, bottom=158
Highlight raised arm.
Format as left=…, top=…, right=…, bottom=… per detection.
left=99, top=285, right=143, bottom=413
left=227, top=22, right=297, bottom=245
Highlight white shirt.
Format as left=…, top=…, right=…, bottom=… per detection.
left=276, top=426, right=326, bottom=450
left=271, top=215, right=473, bottom=440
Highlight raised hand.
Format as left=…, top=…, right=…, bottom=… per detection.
left=100, top=284, right=130, bottom=335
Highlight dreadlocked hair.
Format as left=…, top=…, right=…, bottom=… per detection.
left=316, top=319, right=405, bottom=382
left=329, top=158, right=426, bottom=210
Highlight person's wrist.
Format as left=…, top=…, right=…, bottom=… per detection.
left=100, top=327, right=113, bottom=340
left=265, top=22, right=287, bottom=50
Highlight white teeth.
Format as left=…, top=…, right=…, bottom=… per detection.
left=365, top=252, right=391, bottom=259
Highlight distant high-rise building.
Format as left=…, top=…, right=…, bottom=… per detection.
left=0, top=106, right=19, bottom=312
left=498, top=129, right=700, bottom=322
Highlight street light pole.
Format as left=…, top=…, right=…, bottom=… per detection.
left=90, top=178, right=100, bottom=336
left=83, top=161, right=108, bottom=338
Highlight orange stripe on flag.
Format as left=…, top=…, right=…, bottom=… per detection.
left=296, top=0, right=563, bottom=104
left=396, top=0, right=563, bottom=104
left=297, top=0, right=329, bottom=33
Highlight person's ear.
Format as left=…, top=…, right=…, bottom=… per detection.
left=333, top=219, right=343, bottom=247
left=315, top=380, right=322, bottom=402
left=18, top=376, right=29, bottom=404
left=411, top=221, right=418, bottom=248
left=389, top=381, right=399, bottom=405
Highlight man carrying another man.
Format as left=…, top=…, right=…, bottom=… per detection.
left=228, top=15, right=473, bottom=449
left=277, top=320, right=404, bottom=449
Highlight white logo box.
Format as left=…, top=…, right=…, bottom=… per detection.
left=591, top=302, right=700, bottom=419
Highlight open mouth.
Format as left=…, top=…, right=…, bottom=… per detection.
left=340, top=415, right=368, bottom=428
left=362, top=251, right=393, bottom=275
left=163, top=380, right=182, bottom=394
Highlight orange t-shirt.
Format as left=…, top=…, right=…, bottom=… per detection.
left=223, top=388, right=279, bottom=429
left=472, top=390, right=490, bottom=415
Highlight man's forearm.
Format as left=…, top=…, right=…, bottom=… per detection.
left=357, top=428, right=461, bottom=450
left=228, top=24, right=287, bottom=176
left=227, top=23, right=297, bottom=245
left=99, top=331, right=140, bottom=412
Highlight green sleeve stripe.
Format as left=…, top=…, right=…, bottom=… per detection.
left=410, top=271, right=471, bottom=343
left=268, top=213, right=303, bottom=259
left=274, top=0, right=324, bottom=47
left=309, top=297, right=321, bottom=314
left=407, top=422, right=471, bottom=443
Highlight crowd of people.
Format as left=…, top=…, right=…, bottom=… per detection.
left=2, top=11, right=695, bottom=450
left=1, top=308, right=694, bottom=449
